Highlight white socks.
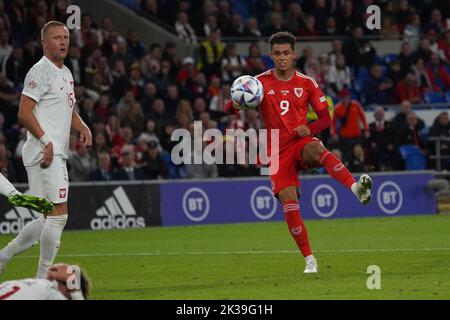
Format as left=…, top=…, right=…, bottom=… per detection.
left=0, top=173, right=19, bottom=197
left=0, top=215, right=46, bottom=263
left=351, top=182, right=358, bottom=195
left=36, top=215, right=68, bottom=278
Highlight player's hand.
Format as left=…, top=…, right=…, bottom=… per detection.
left=294, top=125, right=311, bottom=137
left=79, top=125, right=92, bottom=148
left=40, top=142, right=54, bottom=169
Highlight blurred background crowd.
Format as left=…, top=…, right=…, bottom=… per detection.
left=0, top=0, right=449, bottom=183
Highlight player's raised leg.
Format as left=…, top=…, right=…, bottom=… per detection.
left=302, top=141, right=372, bottom=204
left=0, top=173, right=53, bottom=214
left=278, top=186, right=318, bottom=273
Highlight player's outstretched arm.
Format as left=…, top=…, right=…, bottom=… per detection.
left=224, top=100, right=242, bottom=115
left=71, top=109, right=92, bottom=148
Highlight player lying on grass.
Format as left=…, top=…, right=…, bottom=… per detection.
left=0, top=172, right=53, bottom=214
left=225, top=31, right=372, bottom=273
left=0, top=263, right=90, bottom=300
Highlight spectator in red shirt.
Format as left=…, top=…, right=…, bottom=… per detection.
left=331, top=88, right=370, bottom=161
left=426, top=53, right=450, bottom=92
left=394, top=72, right=422, bottom=104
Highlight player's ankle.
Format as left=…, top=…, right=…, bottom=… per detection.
left=351, top=182, right=358, bottom=195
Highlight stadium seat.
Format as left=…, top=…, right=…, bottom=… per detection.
left=445, top=91, right=450, bottom=102
left=383, top=53, right=398, bottom=65
left=424, top=92, right=446, bottom=104
left=399, top=145, right=427, bottom=170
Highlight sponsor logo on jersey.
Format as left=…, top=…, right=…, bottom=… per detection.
left=281, top=90, right=289, bottom=95
left=268, top=89, right=275, bottom=95
left=90, top=187, right=146, bottom=230
left=294, top=88, right=303, bottom=97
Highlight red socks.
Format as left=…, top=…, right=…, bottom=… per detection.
left=283, top=201, right=312, bottom=257
left=319, top=150, right=356, bottom=190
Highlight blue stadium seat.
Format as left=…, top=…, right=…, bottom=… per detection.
left=424, top=92, right=446, bottom=104
left=399, top=145, right=426, bottom=170
left=445, top=91, right=450, bottom=102
left=383, top=53, right=398, bottom=65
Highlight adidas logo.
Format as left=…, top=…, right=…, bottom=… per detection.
left=90, top=186, right=146, bottom=230
left=268, top=89, right=275, bottom=95
left=0, top=190, right=39, bottom=235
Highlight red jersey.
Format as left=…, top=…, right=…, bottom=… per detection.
left=255, top=69, right=329, bottom=153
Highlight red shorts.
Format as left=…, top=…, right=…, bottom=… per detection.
left=269, top=136, right=321, bottom=197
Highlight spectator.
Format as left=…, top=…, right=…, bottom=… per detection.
left=392, top=99, right=425, bottom=133
left=175, top=12, right=197, bottom=44
left=424, top=8, right=447, bottom=34
left=126, top=29, right=145, bottom=60
left=91, top=131, right=109, bottom=162
left=380, top=16, right=400, bottom=40
left=141, top=141, right=167, bottom=179
left=89, top=151, right=112, bottom=181
left=330, top=88, right=370, bottom=161
left=263, top=12, right=285, bottom=36
left=404, top=14, right=422, bottom=49
left=216, top=0, right=231, bottom=30
left=69, top=144, right=96, bottom=182
left=426, top=53, right=450, bottom=92
left=138, top=119, right=161, bottom=150
left=397, top=0, right=415, bottom=33
left=201, top=15, right=219, bottom=38
left=185, top=141, right=218, bottom=179
left=285, top=2, right=306, bottom=35
left=299, top=15, right=319, bottom=38
left=0, top=143, right=15, bottom=182
left=246, top=42, right=266, bottom=76
left=140, top=43, right=161, bottom=79
left=327, top=54, right=351, bottom=96
left=428, top=112, right=450, bottom=170
left=0, top=30, right=11, bottom=72
left=414, top=38, right=433, bottom=64
left=328, top=40, right=343, bottom=67
left=161, top=42, right=182, bottom=74
left=343, top=27, right=376, bottom=70
left=336, top=0, right=356, bottom=34
left=164, top=83, right=180, bottom=114
left=363, top=64, right=394, bottom=105
left=120, top=102, right=145, bottom=137
left=80, top=97, right=99, bottom=129
left=94, top=94, right=112, bottom=123
left=398, top=41, right=414, bottom=77
left=396, top=112, right=426, bottom=152
left=127, top=63, right=145, bottom=101
left=221, top=43, right=247, bottom=83
left=198, top=30, right=225, bottom=78
left=244, top=17, right=262, bottom=37
left=149, top=98, right=173, bottom=138
left=438, top=30, right=450, bottom=63
left=324, top=16, right=338, bottom=37
left=140, top=82, right=158, bottom=116
left=222, top=13, right=245, bottom=37
left=394, top=72, right=422, bottom=104
left=112, top=144, right=146, bottom=181
left=411, top=57, right=434, bottom=93
left=296, top=45, right=313, bottom=73
left=0, top=73, right=19, bottom=127
left=368, top=106, right=396, bottom=171
left=4, top=47, right=25, bottom=87
left=141, top=0, right=159, bottom=19
left=348, top=143, right=371, bottom=172
left=65, top=45, right=84, bottom=85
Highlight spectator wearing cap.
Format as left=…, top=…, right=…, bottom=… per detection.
left=330, top=88, right=370, bottom=162
left=177, top=56, right=197, bottom=99
left=221, top=43, right=247, bottom=83
left=112, top=144, right=146, bottom=181
left=89, top=151, right=112, bottom=181
left=142, top=140, right=168, bottom=179
left=363, top=64, right=394, bottom=105
left=175, top=12, right=197, bottom=44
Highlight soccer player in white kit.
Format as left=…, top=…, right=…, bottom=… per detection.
left=0, top=21, right=92, bottom=278
left=0, top=263, right=90, bottom=300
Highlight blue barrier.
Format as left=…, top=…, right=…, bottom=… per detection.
left=160, top=173, right=437, bottom=226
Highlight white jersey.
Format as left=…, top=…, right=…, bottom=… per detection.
left=21, top=56, right=76, bottom=166
left=0, top=278, right=66, bottom=300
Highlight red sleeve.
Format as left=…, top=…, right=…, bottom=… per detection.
left=307, top=108, right=331, bottom=135
left=308, top=79, right=329, bottom=113
left=224, top=100, right=240, bottom=115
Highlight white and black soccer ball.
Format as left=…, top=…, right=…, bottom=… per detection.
left=230, top=75, right=264, bottom=109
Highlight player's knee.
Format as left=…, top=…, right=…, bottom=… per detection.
left=305, top=142, right=325, bottom=164
left=278, top=187, right=298, bottom=203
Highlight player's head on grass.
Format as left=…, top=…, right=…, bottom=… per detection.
left=41, top=21, right=69, bottom=65
left=268, top=31, right=296, bottom=74
left=47, top=263, right=92, bottom=300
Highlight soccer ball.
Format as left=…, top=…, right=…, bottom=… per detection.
left=230, top=75, right=264, bottom=109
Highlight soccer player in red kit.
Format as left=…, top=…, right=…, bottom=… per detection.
left=225, top=32, right=372, bottom=273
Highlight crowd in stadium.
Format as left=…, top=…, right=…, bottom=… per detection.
left=0, top=0, right=449, bottom=183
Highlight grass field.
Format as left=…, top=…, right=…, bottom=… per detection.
left=1, top=215, right=449, bottom=300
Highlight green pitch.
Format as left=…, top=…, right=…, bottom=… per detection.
left=1, top=215, right=449, bottom=300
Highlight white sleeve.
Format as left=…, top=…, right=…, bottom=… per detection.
left=48, top=288, right=68, bottom=300
left=22, top=64, right=50, bottom=102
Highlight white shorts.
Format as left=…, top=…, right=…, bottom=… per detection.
left=25, top=156, right=69, bottom=204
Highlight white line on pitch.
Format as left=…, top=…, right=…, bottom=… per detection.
left=13, top=247, right=450, bottom=259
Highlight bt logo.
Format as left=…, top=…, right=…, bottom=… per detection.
left=182, top=187, right=210, bottom=222
left=311, top=184, right=338, bottom=218
left=377, top=181, right=403, bottom=215
left=250, top=186, right=277, bottom=220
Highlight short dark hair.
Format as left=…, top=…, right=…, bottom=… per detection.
left=80, top=269, right=91, bottom=299
left=268, top=31, right=296, bottom=50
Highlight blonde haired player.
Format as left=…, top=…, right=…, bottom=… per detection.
left=0, top=21, right=92, bottom=277
left=0, top=263, right=90, bottom=300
